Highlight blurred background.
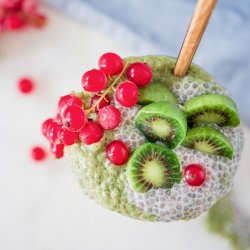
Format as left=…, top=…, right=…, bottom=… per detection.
left=0, top=0, right=249, bottom=250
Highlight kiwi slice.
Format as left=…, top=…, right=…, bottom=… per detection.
left=127, top=143, right=181, bottom=193
left=138, top=82, right=177, bottom=105
left=182, top=126, right=234, bottom=159
left=135, top=101, right=187, bottom=149
left=185, top=94, right=240, bottom=127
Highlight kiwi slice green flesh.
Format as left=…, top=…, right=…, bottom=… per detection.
left=127, top=143, right=181, bottom=193
left=185, top=94, right=240, bottom=127
left=138, top=82, right=177, bottom=105
left=182, top=126, right=234, bottom=159
left=135, top=101, right=187, bottom=149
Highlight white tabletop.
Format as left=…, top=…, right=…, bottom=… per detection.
left=0, top=5, right=249, bottom=250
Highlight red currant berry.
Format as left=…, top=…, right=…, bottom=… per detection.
left=106, top=140, right=129, bottom=166
left=115, top=81, right=138, bottom=107
left=1, top=0, right=22, bottom=11
left=4, top=13, right=25, bottom=30
left=31, top=146, right=47, bottom=161
left=47, top=121, right=60, bottom=143
left=90, top=94, right=111, bottom=112
left=58, top=94, right=82, bottom=115
left=41, top=118, right=53, bottom=137
left=62, top=105, right=87, bottom=132
left=18, top=77, right=34, bottom=94
left=79, top=121, right=104, bottom=145
left=183, top=164, right=206, bottom=186
left=82, top=69, right=107, bottom=93
left=50, top=143, right=64, bottom=159
left=21, top=0, right=37, bottom=13
left=98, top=52, right=124, bottom=76
left=98, top=106, right=121, bottom=130
left=126, top=62, right=152, bottom=87
left=57, top=126, right=79, bottom=146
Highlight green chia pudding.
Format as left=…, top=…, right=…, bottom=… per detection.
left=44, top=55, right=244, bottom=222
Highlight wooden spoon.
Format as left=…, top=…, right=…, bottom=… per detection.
left=174, top=0, right=217, bottom=77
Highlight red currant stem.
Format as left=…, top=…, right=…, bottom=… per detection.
left=103, top=96, right=109, bottom=102
left=86, top=61, right=130, bottom=115
left=112, top=86, right=116, bottom=92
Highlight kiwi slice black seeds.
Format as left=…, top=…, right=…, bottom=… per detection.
left=127, top=143, right=181, bottom=193
left=189, top=108, right=230, bottom=126
left=185, top=94, right=240, bottom=127
left=139, top=116, right=175, bottom=143
left=182, top=127, right=234, bottom=159
left=135, top=102, right=187, bottom=149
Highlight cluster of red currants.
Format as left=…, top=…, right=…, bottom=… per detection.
left=82, top=52, right=152, bottom=108
left=0, top=0, right=46, bottom=32
left=41, top=52, right=153, bottom=166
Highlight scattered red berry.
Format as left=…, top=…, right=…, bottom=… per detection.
left=4, top=13, right=25, bottom=30
left=47, top=121, right=60, bottom=143
left=115, top=81, right=138, bottom=107
left=57, top=126, right=79, bottom=146
left=18, top=77, right=34, bottom=94
left=98, top=106, right=121, bottom=130
left=62, top=105, right=87, bottom=132
left=183, top=164, right=206, bottom=186
left=79, top=121, right=104, bottom=145
left=90, top=94, right=111, bottom=112
left=58, top=94, right=82, bottom=115
left=50, top=143, right=64, bottom=159
left=21, top=0, right=37, bottom=13
left=98, top=52, right=124, bottom=76
left=0, top=0, right=46, bottom=33
left=31, top=146, right=47, bottom=161
left=0, top=0, right=21, bottom=10
left=82, top=69, right=107, bottom=93
left=106, top=140, right=129, bottom=166
left=41, top=118, right=53, bottom=137
left=126, top=62, right=152, bottom=87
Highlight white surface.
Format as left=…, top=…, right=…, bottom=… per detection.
left=0, top=5, right=249, bottom=250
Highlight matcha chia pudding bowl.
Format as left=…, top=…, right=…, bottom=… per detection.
left=40, top=0, right=245, bottom=230
left=42, top=54, right=244, bottom=222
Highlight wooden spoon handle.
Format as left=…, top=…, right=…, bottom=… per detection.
left=173, top=0, right=217, bottom=77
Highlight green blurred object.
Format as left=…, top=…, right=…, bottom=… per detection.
left=205, top=193, right=250, bottom=250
